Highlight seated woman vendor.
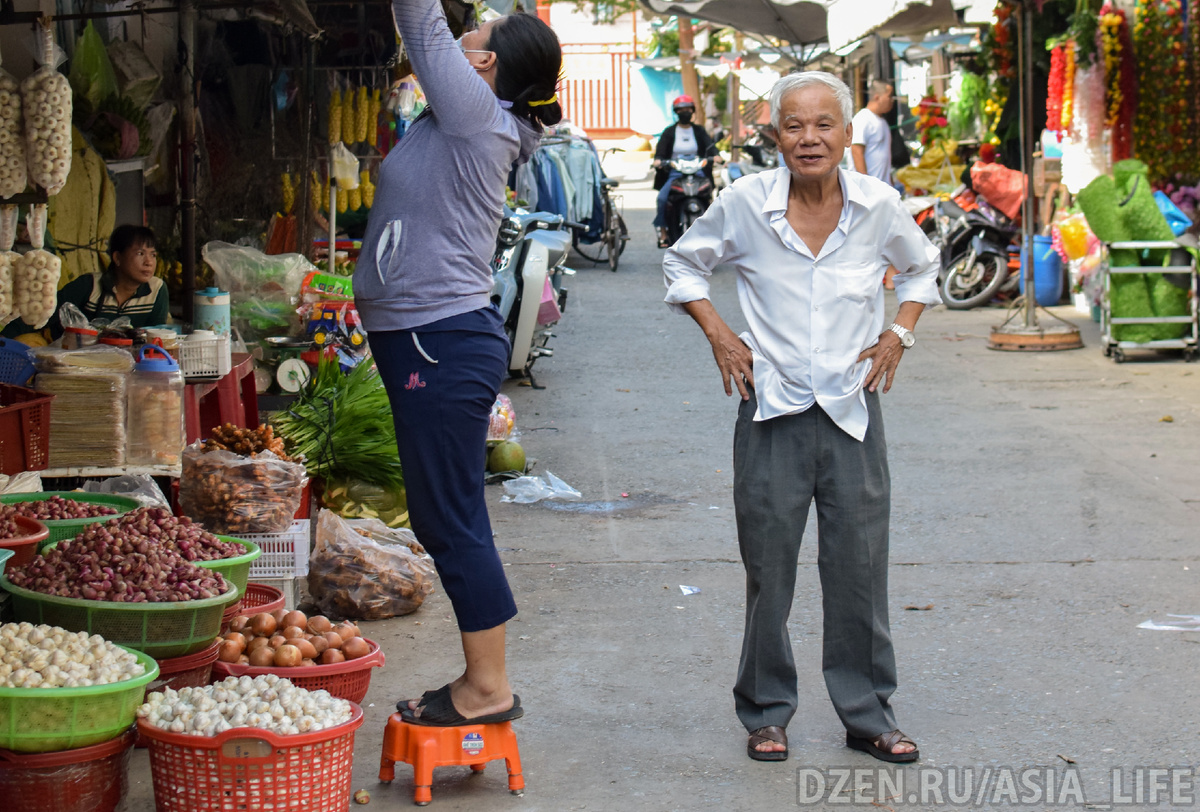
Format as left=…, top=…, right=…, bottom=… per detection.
left=3, top=224, right=170, bottom=341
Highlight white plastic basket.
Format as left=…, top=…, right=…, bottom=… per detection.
left=178, top=334, right=232, bottom=378
left=243, top=519, right=310, bottom=578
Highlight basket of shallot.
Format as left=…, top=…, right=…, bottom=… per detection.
left=1, top=510, right=240, bottom=658
left=210, top=610, right=384, bottom=703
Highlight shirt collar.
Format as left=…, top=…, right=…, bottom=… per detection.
left=762, top=166, right=868, bottom=218
left=99, top=272, right=152, bottom=299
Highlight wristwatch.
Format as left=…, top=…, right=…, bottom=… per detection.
left=889, top=323, right=916, bottom=348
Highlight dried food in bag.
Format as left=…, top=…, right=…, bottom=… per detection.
left=308, top=509, right=435, bottom=620
left=179, top=443, right=308, bottom=534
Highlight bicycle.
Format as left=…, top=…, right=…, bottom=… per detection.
left=572, top=147, right=629, bottom=272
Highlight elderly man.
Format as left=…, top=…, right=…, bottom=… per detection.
left=663, top=72, right=940, bottom=764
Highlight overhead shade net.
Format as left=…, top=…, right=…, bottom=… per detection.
left=638, top=0, right=829, bottom=45
left=825, top=0, right=988, bottom=50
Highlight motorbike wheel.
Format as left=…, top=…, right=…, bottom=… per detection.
left=941, top=252, right=1008, bottom=310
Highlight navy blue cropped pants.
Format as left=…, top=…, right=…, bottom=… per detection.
left=370, top=307, right=517, bottom=632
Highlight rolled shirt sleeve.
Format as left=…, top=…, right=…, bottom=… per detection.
left=662, top=193, right=732, bottom=313
left=883, top=195, right=942, bottom=307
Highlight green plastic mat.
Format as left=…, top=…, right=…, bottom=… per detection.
left=203, top=538, right=262, bottom=607
left=0, top=646, right=159, bottom=752
left=0, top=492, right=141, bottom=548
left=0, top=577, right=236, bottom=659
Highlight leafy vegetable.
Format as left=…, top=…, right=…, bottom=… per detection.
left=272, top=356, right=404, bottom=489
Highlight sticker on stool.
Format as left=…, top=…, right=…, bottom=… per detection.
left=462, top=732, right=484, bottom=755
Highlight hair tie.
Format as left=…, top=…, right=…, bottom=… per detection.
left=527, top=94, right=558, bottom=108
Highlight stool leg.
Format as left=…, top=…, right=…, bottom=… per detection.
left=379, top=716, right=400, bottom=782
left=379, top=753, right=396, bottom=783
left=413, top=738, right=438, bottom=806
left=500, top=726, right=524, bottom=795
left=470, top=763, right=486, bottom=773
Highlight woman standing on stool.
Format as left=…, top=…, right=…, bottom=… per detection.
left=353, top=0, right=561, bottom=726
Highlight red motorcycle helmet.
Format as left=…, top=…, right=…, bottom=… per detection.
left=671, top=94, right=695, bottom=112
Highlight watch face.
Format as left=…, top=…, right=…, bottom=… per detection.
left=901, top=333, right=915, bottom=348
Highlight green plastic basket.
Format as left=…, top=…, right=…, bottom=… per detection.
left=0, top=492, right=141, bottom=548
left=0, top=646, right=159, bottom=752
left=0, top=577, right=237, bottom=659
left=203, top=538, right=261, bottom=606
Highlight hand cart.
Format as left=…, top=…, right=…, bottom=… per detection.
left=1100, top=240, right=1197, bottom=362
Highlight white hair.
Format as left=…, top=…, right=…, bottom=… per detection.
left=769, top=71, right=854, bottom=129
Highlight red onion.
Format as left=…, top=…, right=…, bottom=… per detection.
left=0, top=496, right=119, bottom=521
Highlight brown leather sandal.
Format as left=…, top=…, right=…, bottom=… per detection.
left=846, top=729, right=920, bottom=763
left=747, top=725, right=788, bottom=761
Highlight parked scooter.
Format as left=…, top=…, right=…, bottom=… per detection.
left=490, top=206, right=575, bottom=381
left=936, top=191, right=1022, bottom=309
left=720, top=125, right=779, bottom=189
left=663, top=155, right=715, bottom=244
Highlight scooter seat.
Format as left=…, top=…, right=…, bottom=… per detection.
left=600, top=177, right=619, bottom=188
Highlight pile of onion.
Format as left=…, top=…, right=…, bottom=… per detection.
left=0, top=496, right=119, bottom=521
left=219, top=609, right=369, bottom=667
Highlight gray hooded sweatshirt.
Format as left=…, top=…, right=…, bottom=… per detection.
left=353, top=0, right=541, bottom=332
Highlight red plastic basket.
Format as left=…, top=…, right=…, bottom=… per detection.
left=241, top=583, right=286, bottom=614
left=210, top=638, right=385, bottom=703
left=0, top=517, right=49, bottom=567
left=149, top=639, right=221, bottom=694
left=138, top=704, right=364, bottom=812
left=0, top=728, right=135, bottom=812
left=0, top=383, right=53, bottom=475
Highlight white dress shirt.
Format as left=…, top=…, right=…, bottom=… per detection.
left=663, top=167, right=941, bottom=441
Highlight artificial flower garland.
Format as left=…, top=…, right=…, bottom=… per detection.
left=1132, top=0, right=1192, bottom=181
left=915, top=94, right=950, bottom=147
left=1099, top=3, right=1135, bottom=161
left=1047, top=44, right=1065, bottom=135
left=1059, top=41, right=1075, bottom=134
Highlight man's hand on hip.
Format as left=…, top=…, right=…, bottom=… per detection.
left=858, top=330, right=904, bottom=394
left=682, top=299, right=755, bottom=400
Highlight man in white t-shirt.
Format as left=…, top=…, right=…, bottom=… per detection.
left=851, top=81, right=895, bottom=184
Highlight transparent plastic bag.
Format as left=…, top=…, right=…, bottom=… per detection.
left=13, top=205, right=61, bottom=329
left=321, top=476, right=408, bottom=527
left=68, top=21, right=118, bottom=109
left=0, top=205, right=17, bottom=321
left=201, top=241, right=313, bottom=341
left=22, top=22, right=72, bottom=196
left=500, top=471, right=581, bottom=503
left=330, top=142, right=360, bottom=189
left=486, top=393, right=516, bottom=442
left=179, top=443, right=308, bottom=534
left=82, top=474, right=171, bottom=509
left=0, top=44, right=27, bottom=200
left=308, top=509, right=436, bottom=619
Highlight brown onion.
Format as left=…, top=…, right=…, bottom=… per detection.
left=218, top=640, right=243, bottom=662
left=323, top=632, right=344, bottom=651
left=292, top=638, right=318, bottom=660
left=249, top=613, right=276, bottom=637
left=249, top=647, right=276, bottom=667
left=282, top=626, right=306, bottom=640
left=283, top=610, right=307, bottom=629
left=274, top=644, right=302, bottom=667
left=229, top=616, right=251, bottom=634
left=307, top=616, right=332, bottom=634
left=320, top=649, right=345, bottom=665
left=342, top=637, right=370, bottom=660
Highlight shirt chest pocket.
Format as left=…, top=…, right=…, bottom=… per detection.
left=834, top=247, right=883, bottom=301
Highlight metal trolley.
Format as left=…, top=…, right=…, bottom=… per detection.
left=1100, top=240, right=1198, bottom=362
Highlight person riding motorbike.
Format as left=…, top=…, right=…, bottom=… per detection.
left=653, top=95, right=715, bottom=248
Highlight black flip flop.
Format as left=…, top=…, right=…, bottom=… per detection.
left=846, top=730, right=920, bottom=763
left=400, top=684, right=524, bottom=727
left=747, top=725, right=788, bottom=762
left=395, top=685, right=444, bottom=714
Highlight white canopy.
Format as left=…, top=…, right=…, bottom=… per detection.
left=826, top=0, right=994, bottom=50
left=638, top=0, right=829, bottom=45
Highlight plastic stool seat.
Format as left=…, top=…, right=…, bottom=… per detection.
left=379, top=713, right=524, bottom=806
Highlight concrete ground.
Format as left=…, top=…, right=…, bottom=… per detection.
left=125, top=170, right=1200, bottom=811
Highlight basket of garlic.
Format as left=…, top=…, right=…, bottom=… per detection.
left=137, top=676, right=364, bottom=812
left=0, top=622, right=159, bottom=753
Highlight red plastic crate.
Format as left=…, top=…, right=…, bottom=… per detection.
left=0, top=384, right=53, bottom=475
left=138, top=704, right=364, bottom=812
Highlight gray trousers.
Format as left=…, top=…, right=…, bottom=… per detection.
left=732, top=389, right=898, bottom=738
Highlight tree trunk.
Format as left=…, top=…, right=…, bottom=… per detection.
left=677, top=18, right=701, bottom=102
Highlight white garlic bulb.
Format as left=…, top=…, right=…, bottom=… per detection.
left=137, top=676, right=354, bottom=737
left=13, top=248, right=59, bottom=328
left=0, top=71, right=26, bottom=199
left=20, top=67, right=72, bottom=195
left=0, top=623, right=144, bottom=688
left=0, top=250, right=15, bottom=320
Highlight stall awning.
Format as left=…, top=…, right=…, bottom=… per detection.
left=825, top=0, right=992, bottom=50
left=637, top=0, right=829, bottom=45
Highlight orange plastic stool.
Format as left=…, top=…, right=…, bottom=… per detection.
left=378, top=713, right=524, bottom=806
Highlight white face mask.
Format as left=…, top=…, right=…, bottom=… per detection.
left=456, top=35, right=490, bottom=57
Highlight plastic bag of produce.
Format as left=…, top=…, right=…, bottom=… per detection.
left=321, top=476, right=408, bottom=527
left=0, top=45, right=27, bottom=200
left=308, top=509, right=435, bottom=619
left=82, top=474, right=171, bottom=509
left=22, top=22, right=72, bottom=196
left=180, top=443, right=308, bottom=534
left=200, top=241, right=313, bottom=341
left=68, top=21, right=118, bottom=109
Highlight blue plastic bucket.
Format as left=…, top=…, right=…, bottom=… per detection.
left=1019, top=235, right=1064, bottom=307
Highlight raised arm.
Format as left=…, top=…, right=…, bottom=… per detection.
left=391, top=0, right=503, bottom=137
